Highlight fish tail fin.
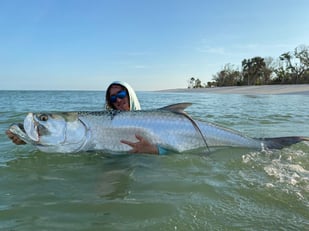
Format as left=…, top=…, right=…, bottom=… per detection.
left=260, top=136, right=309, bottom=149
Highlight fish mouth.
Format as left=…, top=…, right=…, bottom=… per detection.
left=24, top=113, right=40, bottom=142
left=8, top=123, right=31, bottom=144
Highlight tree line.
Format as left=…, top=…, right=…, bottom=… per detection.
left=187, top=44, right=309, bottom=88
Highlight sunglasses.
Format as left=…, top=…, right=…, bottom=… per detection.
left=110, top=90, right=127, bottom=103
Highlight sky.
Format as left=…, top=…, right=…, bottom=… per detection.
left=1, top=0, right=309, bottom=91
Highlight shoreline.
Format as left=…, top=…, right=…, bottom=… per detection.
left=158, top=84, right=309, bottom=95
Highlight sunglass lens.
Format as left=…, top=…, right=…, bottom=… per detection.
left=110, top=96, right=117, bottom=103
left=110, top=90, right=127, bottom=103
left=117, top=91, right=127, bottom=99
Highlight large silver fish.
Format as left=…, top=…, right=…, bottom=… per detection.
left=8, top=103, right=308, bottom=154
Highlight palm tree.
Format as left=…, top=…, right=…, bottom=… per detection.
left=242, top=57, right=266, bottom=85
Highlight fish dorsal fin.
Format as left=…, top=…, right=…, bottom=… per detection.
left=159, top=103, right=192, bottom=113
left=180, top=111, right=210, bottom=153
left=159, top=102, right=210, bottom=153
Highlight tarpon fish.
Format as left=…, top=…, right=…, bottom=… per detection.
left=8, top=103, right=308, bottom=154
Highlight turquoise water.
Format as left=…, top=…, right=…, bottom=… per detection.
left=0, top=90, right=309, bottom=230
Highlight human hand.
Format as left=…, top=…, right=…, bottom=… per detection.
left=121, top=134, right=158, bottom=155
left=5, top=130, right=26, bottom=145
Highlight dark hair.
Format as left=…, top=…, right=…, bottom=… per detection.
left=105, top=84, right=129, bottom=110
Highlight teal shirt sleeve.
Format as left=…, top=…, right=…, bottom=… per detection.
left=157, top=145, right=168, bottom=155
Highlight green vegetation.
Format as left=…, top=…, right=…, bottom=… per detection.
left=187, top=45, right=309, bottom=88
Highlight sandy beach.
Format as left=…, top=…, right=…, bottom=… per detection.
left=160, top=84, right=309, bottom=95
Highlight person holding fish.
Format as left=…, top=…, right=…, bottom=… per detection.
left=6, top=81, right=164, bottom=155
left=105, top=81, right=165, bottom=154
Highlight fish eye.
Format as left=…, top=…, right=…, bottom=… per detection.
left=39, top=114, right=49, bottom=121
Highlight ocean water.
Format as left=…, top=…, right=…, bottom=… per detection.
left=0, top=90, right=308, bottom=230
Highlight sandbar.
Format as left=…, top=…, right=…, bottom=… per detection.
left=160, top=84, right=309, bottom=95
